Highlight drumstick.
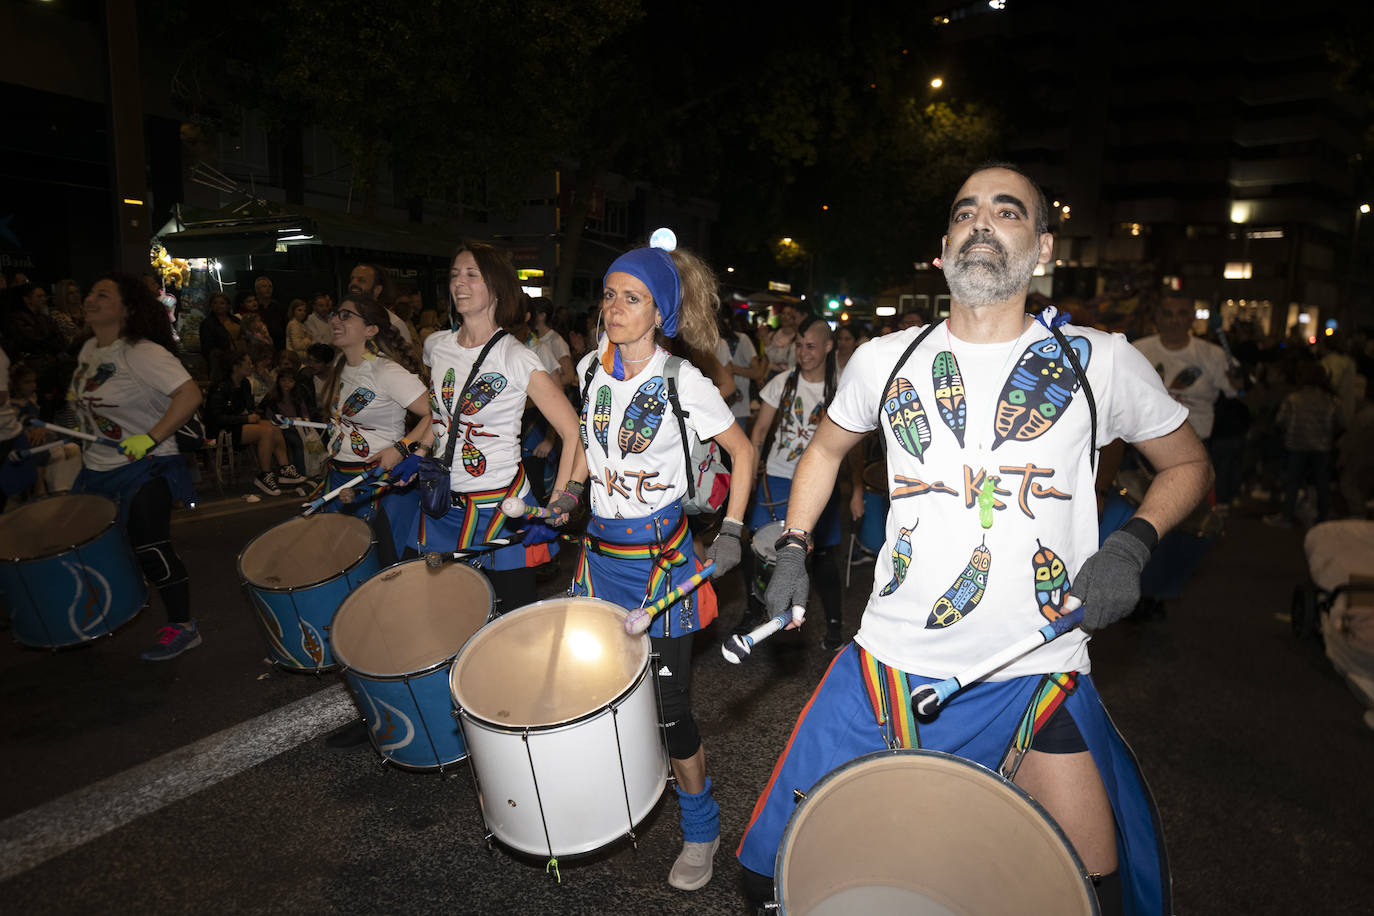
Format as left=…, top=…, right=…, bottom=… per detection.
left=721, top=605, right=806, bottom=664
left=422, top=537, right=517, bottom=569
left=500, top=496, right=557, bottom=519
left=300, top=469, right=381, bottom=516
left=623, top=563, right=716, bottom=635
left=271, top=414, right=331, bottom=430
left=909, top=598, right=1085, bottom=717
left=7, top=440, right=67, bottom=462
left=27, top=420, right=122, bottom=450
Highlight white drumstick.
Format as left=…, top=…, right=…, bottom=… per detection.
left=7, top=440, right=66, bottom=462
left=272, top=414, right=331, bottom=430
left=721, top=605, right=805, bottom=664
left=500, top=496, right=556, bottom=519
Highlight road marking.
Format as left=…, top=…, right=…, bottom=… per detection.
left=0, top=684, right=356, bottom=882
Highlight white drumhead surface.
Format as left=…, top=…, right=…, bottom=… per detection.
left=239, top=514, right=372, bottom=588
left=0, top=493, right=114, bottom=559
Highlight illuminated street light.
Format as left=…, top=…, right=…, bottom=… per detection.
left=1362, top=203, right=1371, bottom=214
left=930, top=77, right=944, bottom=89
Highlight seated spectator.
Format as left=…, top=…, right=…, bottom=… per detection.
left=285, top=299, right=312, bottom=359
left=299, top=343, right=334, bottom=419
left=259, top=370, right=313, bottom=479
left=51, top=279, right=85, bottom=346
left=248, top=347, right=277, bottom=403
left=199, top=292, right=241, bottom=381
left=306, top=292, right=334, bottom=345
left=241, top=309, right=273, bottom=353
left=205, top=351, right=303, bottom=496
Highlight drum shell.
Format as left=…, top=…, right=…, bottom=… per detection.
left=775, top=749, right=1097, bottom=916
left=331, top=559, right=494, bottom=771
left=858, top=461, right=888, bottom=555
left=237, top=514, right=379, bottom=672
left=751, top=519, right=786, bottom=603
left=0, top=493, right=147, bottom=648
left=450, top=597, right=668, bottom=857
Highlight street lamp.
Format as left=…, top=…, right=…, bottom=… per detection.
left=930, top=77, right=944, bottom=89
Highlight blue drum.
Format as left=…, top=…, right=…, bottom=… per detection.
left=238, top=513, right=379, bottom=672
left=0, top=493, right=147, bottom=648
left=330, top=559, right=493, bottom=771
left=857, top=461, right=888, bottom=555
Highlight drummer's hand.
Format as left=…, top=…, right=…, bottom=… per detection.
left=767, top=543, right=809, bottom=627
left=849, top=488, right=864, bottom=521
left=704, top=518, right=743, bottom=579
left=532, top=436, right=554, bottom=458
left=378, top=446, right=403, bottom=471
left=119, top=434, right=157, bottom=460
left=1068, top=522, right=1155, bottom=631
left=24, top=427, right=46, bottom=448
left=546, top=482, right=583, bottom=527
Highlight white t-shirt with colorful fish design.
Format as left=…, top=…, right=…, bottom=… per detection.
left=328, top=356, right=426, bottom=463
left=760, top=370, right=826, bottom=480
left=425, top=330, right=544, bottom=492
left=576, top=344, right=735, bottom=519
left=70, top=337, right=191, bottom=472
left=827, top=310, right=1187, bottom=680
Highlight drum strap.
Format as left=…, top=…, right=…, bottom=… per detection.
left=999, top=671, right=1080, bottom=780
left=454, top=465, right=529, bottom=549
left=856, top=645, right=921, bottom=750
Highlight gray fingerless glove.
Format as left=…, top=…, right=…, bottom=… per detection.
left=705, top=519, right=743, bottom=579
left=765, top=543, right=810, bottom=619
left=1069, top=519, right=1157, bottom=631
left=547, top=480, right=584, bottom=521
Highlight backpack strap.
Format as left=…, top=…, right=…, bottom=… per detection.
left=758, top=367, right=800, bottom=474
left=880, top=321, right=943, bottom=405
left=579, top=352, right=600, bottom=405
left=662, top=355, right=697, bottom=500
left=1047, top=322, right=1098, bottom=472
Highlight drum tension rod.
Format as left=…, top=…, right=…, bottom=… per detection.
left=792, top=788, right=807, bottom=803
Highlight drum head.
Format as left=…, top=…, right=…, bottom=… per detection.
left=753, top=520, right=786, bottom=564
left=777, top=749, right=1095, bottom=916
left=451, top=598, right=648, bottom=729
left=862, top=461, right=887, bottom=493
left=331, top=560, right=493, bottom=677
left=239, top=514, right=373, bottom=589
left=0, top=493, right=115, bottom=560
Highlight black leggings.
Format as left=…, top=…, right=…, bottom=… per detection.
left=127, top=477, right=191, bottom=624
left=650, top=632, right=700, bottom=761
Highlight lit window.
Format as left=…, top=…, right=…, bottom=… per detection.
left=1223, top=262, right=1252, bottom=280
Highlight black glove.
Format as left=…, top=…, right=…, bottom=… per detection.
left=705, top=519, right=743, bottom=579
left=547, top=480, right=584, bottom=523
left=1069, top=520, right=1156, bottom=631
left=764, top=542, right=810, bottom=620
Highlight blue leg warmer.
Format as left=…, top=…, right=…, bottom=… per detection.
left=676, top=777, right=720, bottom=843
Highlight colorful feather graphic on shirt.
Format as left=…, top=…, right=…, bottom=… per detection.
left=618, top=376, right=667, bottom=457
left=441, top=368, right=456, bottom=412
left=784, top=402, right=826, bottom=461
left=1169, top=366, right=1202, bottom=390
left=927, top=540, right=992, bottom=629
left=878, top=524, right=915, bottom=597
left=883, top=378, right=932, bottom=461
left=84, top=363, right=117, bottom=392
left=93, top=414, right=123, bottom=439
left=992, top=336, right=1092, bottom=449
left=462, top=441, right=486, bottom=476
left=932, top=350, right=967, bottom=447
left=350, top=430, right=369, bottom=457
left=593, top=385, right=612, bottom=452
left=1032, top=540, right=1072, bottom=623
left=340, top=387, right=375, bottom=418
left=458, top=372, right=506, bottom=416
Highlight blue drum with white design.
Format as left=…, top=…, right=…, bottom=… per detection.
left=330, top=559, right=494, bottom=771
left=0, top=493, right=147, bottom=648
left=238, top=513, right=379, bottom=672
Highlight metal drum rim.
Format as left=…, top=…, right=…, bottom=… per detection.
left=0, top=492, right=120, bottom=563
left=772, top=747, right=1098, bottom=916
left=236, top=513, right=378, bottom=592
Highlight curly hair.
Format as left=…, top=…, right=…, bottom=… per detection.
left=660, top=246, right=720, bottom=356
left=321, top=292, right=426, bottom=420
left=449, top=242, right=523, bottom=332
left=100, top=272, right=178, bottom=356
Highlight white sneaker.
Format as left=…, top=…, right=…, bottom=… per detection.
left=667, top=836, right=718, bottom=891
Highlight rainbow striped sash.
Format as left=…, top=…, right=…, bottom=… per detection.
left=1000, top=671, right=1079, bottom=778
left=856, top=645, right=922, bottom=750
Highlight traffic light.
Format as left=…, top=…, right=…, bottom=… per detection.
left=826, top=298, right=841, bottom=311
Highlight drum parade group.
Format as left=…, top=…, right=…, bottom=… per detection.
left=3, top=165, right=1214, bottom=915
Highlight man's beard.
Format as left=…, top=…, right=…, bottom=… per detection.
left=943, top=233, right=1040, bottom=307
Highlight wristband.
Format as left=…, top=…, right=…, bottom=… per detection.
left=1120, top=517, right=1159, bottom=552
left=775, top=527, right=813, bottom=554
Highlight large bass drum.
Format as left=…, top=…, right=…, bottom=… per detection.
left=775, top=749, right=1098, bottom=915
left=450, top=597, right=668, bottom=858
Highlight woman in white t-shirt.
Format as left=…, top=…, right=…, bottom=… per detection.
left=408, top=243, right=584, bottom=613
left=68, top=274, right=204, bottom=661
left=319, top=293, right=431, bottom=565
left=566, top=233, right=756, bottom=892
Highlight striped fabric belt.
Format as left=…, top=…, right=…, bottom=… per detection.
left=581, top=511, right=689, bottom=562
left=329, top=458, right=382, bottom=473
left=451, top=464, right=528, bottom=550
left=856, top=644, right=1078, bottom=771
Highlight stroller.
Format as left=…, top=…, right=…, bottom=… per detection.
left=1292, top=520, right=1374, bottom=730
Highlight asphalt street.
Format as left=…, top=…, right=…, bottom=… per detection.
left=2, top=490, right=1371, bottom=915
